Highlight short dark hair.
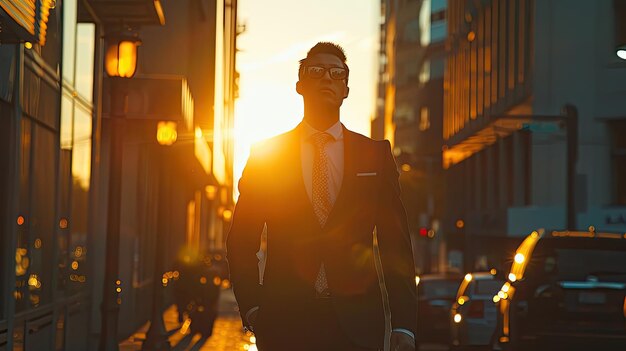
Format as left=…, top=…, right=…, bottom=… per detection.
left=298, top=42, right=349, bottom=82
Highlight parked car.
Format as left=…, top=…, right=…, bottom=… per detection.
left=450, top=271, right=504, bottom=350
left=416, top=273, right=463, bottom=347
left=493, top=228, right=626, bottom=351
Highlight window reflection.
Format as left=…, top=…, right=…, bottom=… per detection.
left=15, top=119, right=31, bottom=313
left=68, top=105, right=92, bottom=292
left=62, top=0, right=77, bottom=84
left=61, top=94, right=73, bottom=150
left=71, top=106, right=92, bottom=189
left=28, top=124, right=57, bottom=308
left=75, top=23, right=95, bottom=102
left=60, top=0, right=94, bottom=295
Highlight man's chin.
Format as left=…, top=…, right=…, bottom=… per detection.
left=312, top=96, right=342, bottom=109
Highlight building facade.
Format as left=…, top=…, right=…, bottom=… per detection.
left=375, top=0, right=448, bottom=274
left=0, top=0, right=238, bottom=349
left=443, top=0, right=626, bottom=271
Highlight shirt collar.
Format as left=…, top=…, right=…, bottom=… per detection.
left=301, top=119, right=344, bottom=141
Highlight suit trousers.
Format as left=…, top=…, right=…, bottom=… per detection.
left=255, top=298, right=380, bottom=351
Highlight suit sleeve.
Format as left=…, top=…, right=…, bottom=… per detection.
left=226, top=147, right=266, bottom=324
left=375, top=140, right=417, bottom=336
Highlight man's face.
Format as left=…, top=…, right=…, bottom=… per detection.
left=297, top=53, right=349, bottom=108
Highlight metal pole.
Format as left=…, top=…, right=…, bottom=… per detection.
left=563, top=104, right=578, bottom=230
left=99, top=78, right=127, bottom=351
left=142, top=146, right=172, bottom=351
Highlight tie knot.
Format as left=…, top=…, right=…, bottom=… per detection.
left=310, top=132, right=333, bottom=149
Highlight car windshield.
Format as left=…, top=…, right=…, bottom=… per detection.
left=527, top=239, right=626, bottom=282
left=420, top=280, right=460, bottom=299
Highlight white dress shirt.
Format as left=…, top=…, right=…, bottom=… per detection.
left=300, top=120, right=344, bottom=206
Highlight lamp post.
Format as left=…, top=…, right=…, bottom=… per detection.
left=141, top=122, right=177, bottom=351
left=99, top=34, right=140, bottom=351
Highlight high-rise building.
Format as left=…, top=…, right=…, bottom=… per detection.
left=375, top=0, right=448, bottom=273
left=443, top=0, right=626, bottom=270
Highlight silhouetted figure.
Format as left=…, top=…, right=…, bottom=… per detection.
left=227, top=42, right=417, bottom=351
left=173, top=252, right=221, bottom=339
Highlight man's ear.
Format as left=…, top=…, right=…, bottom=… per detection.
left=296, top=81, right=303, bottom=95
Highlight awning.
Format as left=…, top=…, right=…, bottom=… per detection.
left=85, top=0, right=165, bottom=26
left=442, top=115, right=531, bottom=168
left=0, top=0, right=55, bottom=45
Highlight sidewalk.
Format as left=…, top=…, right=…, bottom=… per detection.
left=119, top=288, right=257, bottom=351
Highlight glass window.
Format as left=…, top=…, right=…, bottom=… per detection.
left=419, top=0, right=431, bottom=46
left=529, top=242, right=626, bottom=282
left=475, top=279, right=504, bottom=295
left=419, top=279, right=460, bottom=299
left=395, top=104, right=415, bottom=124
left=15, top=118, right=32, bottom=313
left=419, top=60, right=430, bottom=84
left=61, top=93, right=74, bottom=150
left=57, top=149, right=72, bottom=294
left=75, top=23, right=95, bottom=102
left=431, top=0, right=447, bottom=13
left=419, top=107, right=430, bottom=131
left=62, top=0, right=77, bottom=84
left=430, top=20, right=447, bottom=43
left=68, top=105, right=92, bottom=292
left=430, top=58, right=444, bottom=79
left=28, top=124, right=57, bottom=308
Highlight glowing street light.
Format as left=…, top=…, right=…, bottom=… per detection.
left=617, top=46, right=626, bottom=60
left=156, top=121, right=178, bottom=146
left=105, top=36, right=141, bottom=78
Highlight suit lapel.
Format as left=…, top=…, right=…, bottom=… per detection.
left=281, top=126, right=319, bottom=229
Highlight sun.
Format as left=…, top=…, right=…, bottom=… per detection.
left=233, top=80, right=303, bottom=198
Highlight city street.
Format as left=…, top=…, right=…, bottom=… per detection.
left=1, top=0, right=626, bottom=350
left=117, top=288, right=453, bottom=351
left=120, top=289, right=258, bottom=351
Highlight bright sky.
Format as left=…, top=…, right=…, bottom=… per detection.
left=233, top=0, right=379, bottom=196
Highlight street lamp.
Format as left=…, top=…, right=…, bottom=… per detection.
left=142, top=122, right=176, bottom=351
left=105, top=36, right=141, bottom=78
left=156, top=121, right=177, bottom=146
left=617, top=45, right=626, bottom=60
left=99, top=33, right=140, bottom=351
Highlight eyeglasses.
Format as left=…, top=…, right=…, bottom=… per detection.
left=302, top=65, right=349, bottom=80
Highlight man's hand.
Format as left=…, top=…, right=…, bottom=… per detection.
left=390, top=331, right=415, bottom=351
left=245, top=307, right=259, bottom=331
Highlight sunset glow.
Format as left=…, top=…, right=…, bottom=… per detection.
left=234, top=0, right=378, bottom=198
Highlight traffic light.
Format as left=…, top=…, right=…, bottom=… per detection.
left=419, top=227, right=436, bottom=238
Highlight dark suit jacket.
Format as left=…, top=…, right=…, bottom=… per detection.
left=226, top=124, right=417, bottom=348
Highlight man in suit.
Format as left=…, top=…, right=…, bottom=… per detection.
left=227, top=42, right=416, bottom=351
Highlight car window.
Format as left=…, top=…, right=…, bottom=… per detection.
left=421, top=280, right=460, bottom=299
left=528, top=243, right=626, bottom=282
left=474, top=279, right=504, bottom=295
